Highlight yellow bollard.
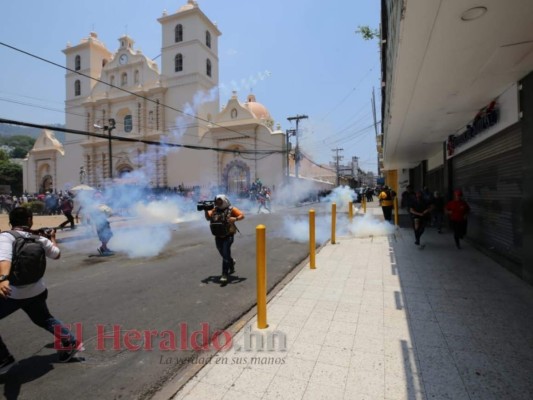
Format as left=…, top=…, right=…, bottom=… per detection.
left=348, top=201, right=353, bottom=222
left=256, top=224, right=268, bottom=329
left=394, top=196, right=399, bottom=227
left=331, top=203, right=336, bottom=244
left=363, top=196, right=367, bottom=214
left=309, top=209, right=316, bottom=269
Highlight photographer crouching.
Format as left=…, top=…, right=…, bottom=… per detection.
left=201, top=195, right=244, bottom=284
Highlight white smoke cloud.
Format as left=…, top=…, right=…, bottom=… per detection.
left=347, top=213, right=397, bottom=237
left=282, top=215, right=330, bottom=244
left=322, top=185, right=356, bottom=210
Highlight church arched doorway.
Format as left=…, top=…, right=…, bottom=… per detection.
left=223, top=160, right=250, bottom=196
left=40, top=175, right=53, bottom=193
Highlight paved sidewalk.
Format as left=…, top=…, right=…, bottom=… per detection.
left=172, top=206, right=533, bottom=400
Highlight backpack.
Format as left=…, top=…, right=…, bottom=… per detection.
left=209, top=207, right=236, bottom=237
left=6, top=231, right=47, bottom=286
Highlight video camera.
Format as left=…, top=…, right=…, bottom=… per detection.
left=31, top=227, right=56, bottom=240
left=197, top=200, right=215, bottom=211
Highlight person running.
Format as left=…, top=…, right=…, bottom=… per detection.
left=76, top=192, right=114, bottom=255
left=257, top=188, right=272, bottom=214
left=409, top=190, right=432, bottom=246
left=58, top=193, right=76, bottom=230
left=0, top=207, right=83, bottom=375
left=204, top=194, right=244, bottom=284
left=445, top=189, right=470, bottom=249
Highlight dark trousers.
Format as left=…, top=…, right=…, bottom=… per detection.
left=411, top=217, right=426, bottom=243
left=382, top=205, right=393, bottom=222
left=450, top=220, right=468, bottom=247
left=59, top=211, right=75, bottom=229
left=0, top=289, right=76, bottom=359
left=215, top=235, right=234, bottom=275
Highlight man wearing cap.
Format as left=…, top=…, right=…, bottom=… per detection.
left=445, top=189, right=470, bottom=249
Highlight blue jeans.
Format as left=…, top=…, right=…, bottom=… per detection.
left=0, top=289, right=77, bottom=359
left=215, top=235, right=234, bottom=275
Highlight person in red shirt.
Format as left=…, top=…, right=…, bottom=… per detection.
left=445, top=189, right=470, bottom=249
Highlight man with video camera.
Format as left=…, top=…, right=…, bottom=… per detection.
left=202, top=194, right=244, bottom=283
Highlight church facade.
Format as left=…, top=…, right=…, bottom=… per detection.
left=23, top=0, right=285, bottom=195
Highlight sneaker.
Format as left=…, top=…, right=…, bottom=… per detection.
left=102, top=249, right=115, bottom=256
left=229, top=259, right=236, bottom=274
left=0, top=355, right=16, bottom=375
left=97, top=247, right=103, bottom=255
left=220, top=274, right=228, bottom=283
left=58, top=341, right=85, bottom=363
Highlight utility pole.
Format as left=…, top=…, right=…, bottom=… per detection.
left=285, top=129, right=296, bottom=181
left=371, top=87, right=380, bottom=177
left=287, top=114, right=308, bottom=179
left=332, top=148, right=344, bottom=186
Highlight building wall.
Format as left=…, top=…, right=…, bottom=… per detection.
left=520, top=72, right=533, bottom=284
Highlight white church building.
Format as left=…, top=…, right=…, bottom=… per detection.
left=23, top=0, right=285, bottom=195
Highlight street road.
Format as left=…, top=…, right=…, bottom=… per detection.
left=0, top=202, right=328, bottom=400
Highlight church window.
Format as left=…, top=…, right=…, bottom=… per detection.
left=148, top=111, right=154, bottom=130
left=75, top=55, right=81, bottom=71
left=175, top=54, right=183, bottom=72
left=124, top=115, right=133, bottom=133
left=206, top=31, right=211, bottom=48
left=121, top=72, right=128, bottom=86
left=74, top=80, right=81, bottom=96
left=134, top=70, right=139, bottom=84
left=206, top=59, right=212, bottom=77
left=175, top=24, right=183, bottom=42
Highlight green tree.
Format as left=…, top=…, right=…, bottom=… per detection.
left=0, top=135, right=35, bottom=158
left=356, top=25, right=380, bottom=41
left=0, top=149, right=22, bottom=194
left=0, top=149, right=9, bottom=162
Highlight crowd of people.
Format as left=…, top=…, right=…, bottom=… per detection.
left=399, top=184, right=470, bottom=249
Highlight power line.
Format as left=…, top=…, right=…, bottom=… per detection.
left=0, top=41, right=286, bottom=151
left=0, top=118, right=285, bottom=155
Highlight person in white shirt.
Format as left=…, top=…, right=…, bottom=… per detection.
left=0, top=207, right=83, bottom=375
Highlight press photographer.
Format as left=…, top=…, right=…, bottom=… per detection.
left=204, top=194, right=244, bottom=284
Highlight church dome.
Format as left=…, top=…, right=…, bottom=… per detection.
left=244, top=94, right=271, bottom=121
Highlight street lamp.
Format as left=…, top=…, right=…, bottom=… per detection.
left=95, top=118, right=116, bottom=180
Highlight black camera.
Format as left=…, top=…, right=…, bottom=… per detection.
left=35, top=227, right=55, bottom=239
left=197, top=200, right=215, bottom=211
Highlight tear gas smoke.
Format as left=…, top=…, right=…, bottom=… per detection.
left=282, top=215, right=330, bottom=244
left=221, top=70, right=271, bottom=94
left=347, top=213, right=397, bottom=237
left=322, top=185, right=356, bottom=210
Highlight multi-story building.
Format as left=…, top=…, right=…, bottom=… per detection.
left=24, top=0, right=285, bottom=195
left=380, top=0, right=533, bottom=283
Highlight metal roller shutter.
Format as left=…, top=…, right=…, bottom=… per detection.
left=452, top=125, right=523, bottom=263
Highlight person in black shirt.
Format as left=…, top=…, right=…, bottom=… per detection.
left=409, top=191, right=432, bottom=246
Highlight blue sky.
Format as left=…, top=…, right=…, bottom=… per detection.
left=0, top=0, right=381, bottom=173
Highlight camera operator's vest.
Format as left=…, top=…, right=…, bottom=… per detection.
left=210, top=207, right=236, bottom=237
